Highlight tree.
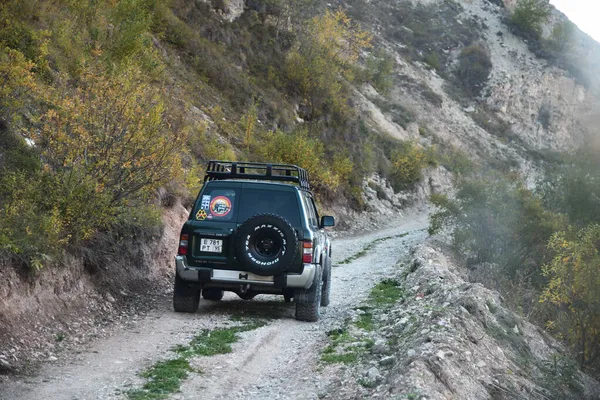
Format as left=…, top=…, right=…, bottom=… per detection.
left=542, top=224, right=600, bottom=369
left=456, top=44, right=492, bottom=97
left=510, top=0, right=550, bottom=39
left=549, top=21, right=576, bottom=53
left=0, top=48, right=37, bottom=124
left=29, top=63, right=185, bottom=207
left=285, top=9, right=371, bottom=118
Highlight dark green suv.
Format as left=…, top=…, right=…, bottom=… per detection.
left=174, top=161, right=335, bottom=321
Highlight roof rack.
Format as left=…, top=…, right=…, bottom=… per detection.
left=204, top=161, right=311, bottom=191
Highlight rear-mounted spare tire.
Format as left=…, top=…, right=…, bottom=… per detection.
left=235, top=214, right=298, bottom=276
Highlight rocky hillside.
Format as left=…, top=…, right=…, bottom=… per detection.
left=345, top=0, right=599, bottom=161
left=1, top=0, right=599, bottom=392
left=322, top=239, right=600, bottom=399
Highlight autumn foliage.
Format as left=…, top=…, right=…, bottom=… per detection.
left=32, top=65, right=185, bottom=206
left=285, top=9, right=371, bottom=118
left=542, top=225, right=600, bottom=368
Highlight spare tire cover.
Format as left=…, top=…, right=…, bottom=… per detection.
left=235, top=214, right=299, bottom=276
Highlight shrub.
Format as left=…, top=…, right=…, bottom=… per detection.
left=537, top=149, right=600, bottom=228
left=30, top=63, right=185, bottom=206
left=429, top=174, right=566, bottom=284
left=538, top=103, right=552, bottom=130
left=424, top=52, right=441, bottom=71
left=456, top=43, right=492, bottom=97
left=285, top=9, right=371, bottom=118
left=435, top=145, right=474, bottom=176
left=548, top=21, right=576, bottom=53
left=0, top=47, right=37, bottom=123
left=363, top=49, right=395, bottom=95
left=389, top=141, right=429, bottom=191
left=510, top=0, right=550, bottom=39
left=252, top=128, right=341, bottom=192
left=541, top=224, right=600, bottom=369
left=105, top=0, right=159, bottom=63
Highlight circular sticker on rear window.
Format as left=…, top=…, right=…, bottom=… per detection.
left=209, top=196, right=232, bottom=217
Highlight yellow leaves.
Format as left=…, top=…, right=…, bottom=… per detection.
left=541, top=224, right=600, bottom=365
left=285, top=9, right=371, bottom=118
left=0, top=47, right=38, bottom=122
left=31, top=62, right=184, bottom=204
left=253, top=128, right=341, bottom=192
left=390, top=141, right=429, bottom=189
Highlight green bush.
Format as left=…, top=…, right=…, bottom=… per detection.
left=389, top=141, right=430, bottom=191
left=537, top=149, right=600, bottom=227
left=424, top=52, right=441, bottom=71
left=510, top=0, right=550, bottom=39
left=542, top=224, right=600, bottom=370
left=363, top=49, right=395, bottom=94
left=252, top=128, right=341, bottom=192
left=429, top=174, right=566, bottom=283
left=456, top=43, right=492, bottom=97
left=548, top=21, right=576, bottom=53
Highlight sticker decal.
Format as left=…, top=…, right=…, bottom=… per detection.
left=209, top=196, right=232, bottom=217
left=196, top=209, right=208, bottom=220
left=201, top=195, right=211, bottom=210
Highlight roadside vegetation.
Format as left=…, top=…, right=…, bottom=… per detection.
left=0, top=0, right=432, bottom=273
left=321, top=279, right=403, bottom=364
left=429, top=147, right=600, bottom=374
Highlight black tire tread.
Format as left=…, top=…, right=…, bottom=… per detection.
left=173, top=292, right=200, bottom=313
left=295, top=266, right=323, bottom=322
left=235, top=213, right=298, bottom=276
left=321, top=258, right=331, bottom=307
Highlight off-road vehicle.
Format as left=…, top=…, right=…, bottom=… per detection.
left=173, top=161, right=335, bottom=321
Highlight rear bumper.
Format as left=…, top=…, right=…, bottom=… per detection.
left=175, top=256, right=316, bottom=289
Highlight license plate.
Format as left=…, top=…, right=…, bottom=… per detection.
left=200, top=238, right=223, bottom=253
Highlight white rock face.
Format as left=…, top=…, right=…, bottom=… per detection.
left=358, top=0, right=599, bottom=172
left=223, top=0, right=244, bottom=22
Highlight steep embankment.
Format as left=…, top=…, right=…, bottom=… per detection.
left=320, top=240, right=600, bottom=399
left=0, top=205, right=188, bottom=372
left=347, top=0, right=600, bottom=159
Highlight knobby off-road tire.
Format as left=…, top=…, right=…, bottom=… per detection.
left=235, top=214, right=298, bottom=276
left=295, top=265, right=323, bottom=322
left=202, top=289, right=224, bottom=301
left=173, top=273, right=200, bottom=313
left=321, top=256, right=332, bottom=307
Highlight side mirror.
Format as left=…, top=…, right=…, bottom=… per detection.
left=320, top=216, right=335, bottom=228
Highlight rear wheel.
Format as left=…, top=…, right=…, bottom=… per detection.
left=202, top=289, right=224, bottom=301
left=173, top=273, right=200, bottom=313
left=321, top=257, right=331, bottom=307
left=295, top=266, right=323, bottom=322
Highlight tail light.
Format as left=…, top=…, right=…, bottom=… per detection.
left=178, top=233, right=189, bottom=256
left=302, top=241, right=313, bottom=263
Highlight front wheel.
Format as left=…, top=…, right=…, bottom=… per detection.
left=173, top=273, right=200, bottom=313
left=295, top=266, right=323, bottom=322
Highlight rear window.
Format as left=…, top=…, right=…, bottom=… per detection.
left=194, top=187, right=238, bottom=222
left=193, top=184, right=302, bottom=227
left=238, top=188, right=301, bottom=227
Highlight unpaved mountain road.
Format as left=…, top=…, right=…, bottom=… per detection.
left=1, top=213, right=428, bottom=400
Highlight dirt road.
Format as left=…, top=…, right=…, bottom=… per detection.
left=1, top=213, right=428, bottom=400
